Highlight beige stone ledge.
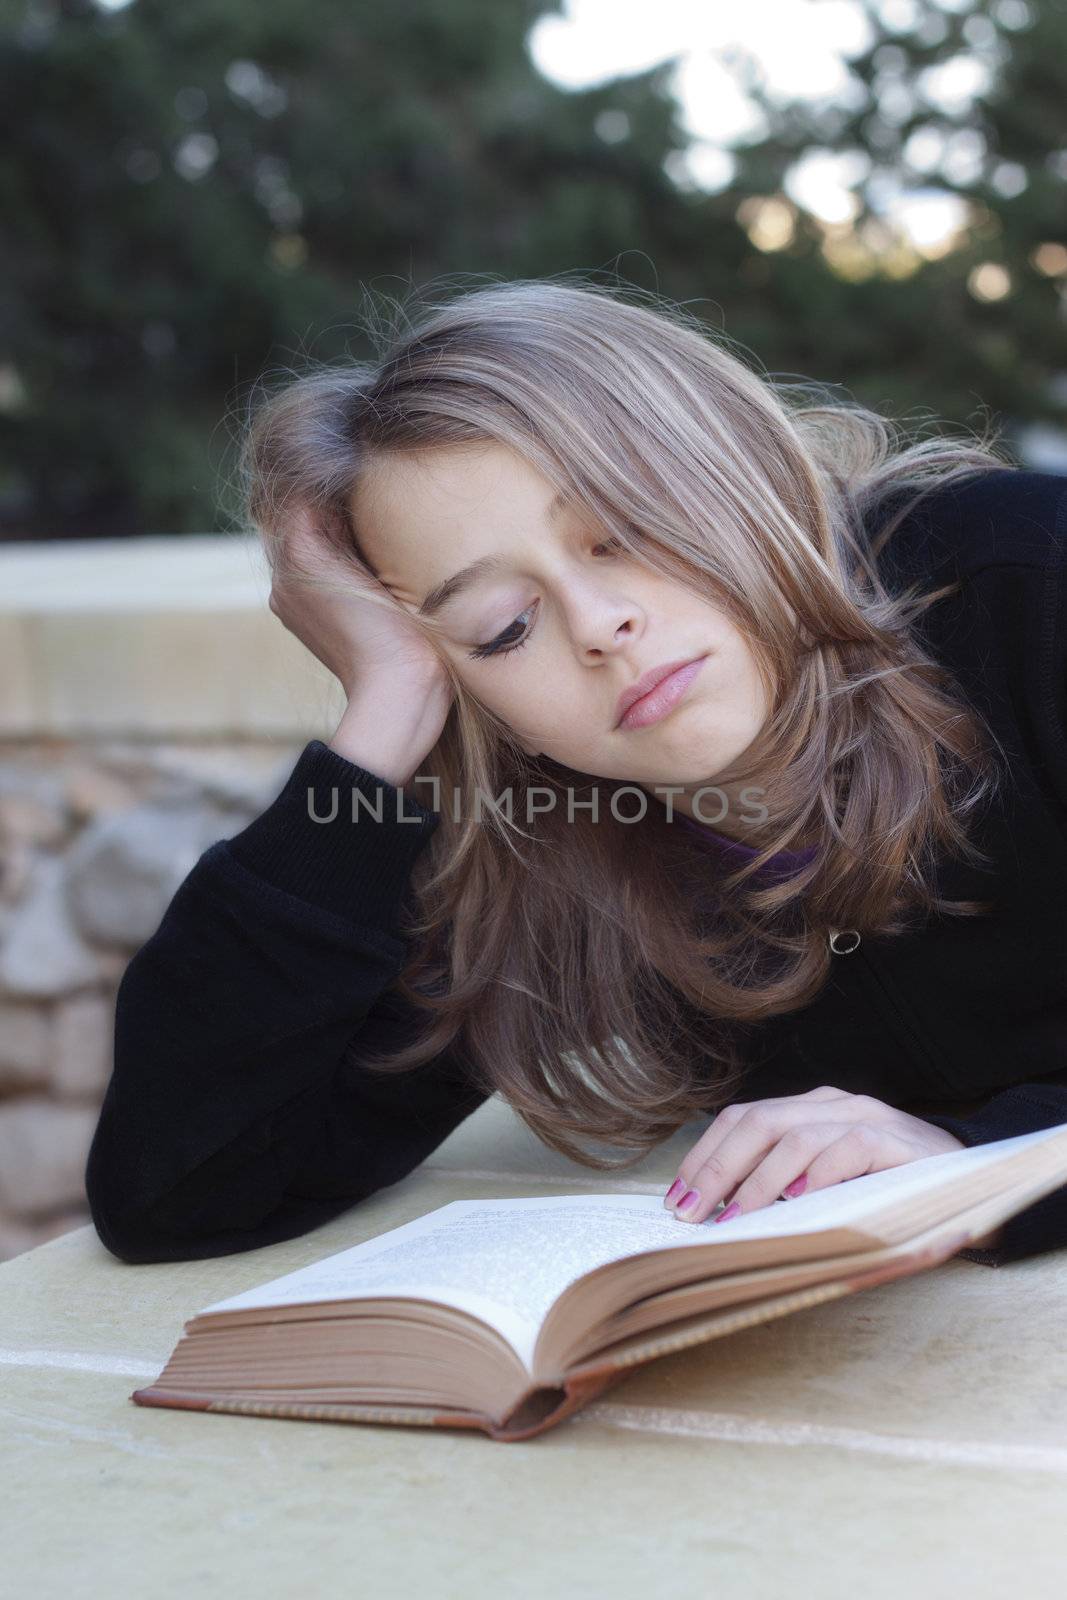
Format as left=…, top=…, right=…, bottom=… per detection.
left=2, top=1097, right=1067, bottom=1594
left=0, top=535, right=347, bottom=737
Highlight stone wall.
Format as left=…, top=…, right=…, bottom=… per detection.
left=0, top=738, right=303, bottom=1260
left=0, top=531, right=345, bottom=1261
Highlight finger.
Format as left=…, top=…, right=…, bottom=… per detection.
left=276, top=502, right=317, bottom=552
left=668, top=1087, right=840, bottom=1184
left=675, top=1120, right=851, bottom=1228
left=716, top=1125, right=910, bottom=1228
left=719, top=1121, right=868, bottom=1219
left=668, top=1105, right=789, bottom=1223
left=803, top=1124, right=914, bottom=1192
left=277, top=504, right=352, bottom=580
left=667, top=1091, right=881, bottom=1221
left=287, top=513, right=338, bottom=573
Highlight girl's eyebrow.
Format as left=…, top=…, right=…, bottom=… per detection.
left=416, top=491, right=571, bottom=618
left=417, top=553, right=507, bottom=618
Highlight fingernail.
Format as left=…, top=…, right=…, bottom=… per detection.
left=782, top=1174, right=808, bottom=1199
left=675, top=1188, right=701, bottom=1214
left=714, top=1201, right=742, bottom=1224
left=664, top=1178, right=686, bottom=1206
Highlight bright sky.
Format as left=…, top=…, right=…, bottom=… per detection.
left=528, top=0, right=1028, bottom=254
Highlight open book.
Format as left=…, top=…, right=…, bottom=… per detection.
left=133, top=1124, right=1067, bottom=1442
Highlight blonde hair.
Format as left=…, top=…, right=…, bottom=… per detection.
left=238, top=273, right=1013, bottom=1169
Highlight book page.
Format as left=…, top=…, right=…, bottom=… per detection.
left=198, top=1123, right=1066, bottom=1372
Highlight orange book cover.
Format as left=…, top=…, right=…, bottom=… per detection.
left=131, top=1230, right=965, bottom=1442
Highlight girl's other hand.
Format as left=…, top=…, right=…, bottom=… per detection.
left=663, top=1085, right=966, bottom=1225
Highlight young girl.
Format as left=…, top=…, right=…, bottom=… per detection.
left=85, top=277, right=1067, bottom=1268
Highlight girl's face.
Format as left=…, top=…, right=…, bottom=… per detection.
left=351, top=442, right=773, bottom=832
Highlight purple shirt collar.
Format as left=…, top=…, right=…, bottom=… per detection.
left=674, top=809, right=819, bottom=873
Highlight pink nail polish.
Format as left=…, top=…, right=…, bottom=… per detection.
left=714, top=1201, right=741, bottom=1224
left=676, top=1188, right=700, bottom=1213
left=783, top=1174, right=808, bottom=1199
left=664, top=1178, right=686, bottom=1204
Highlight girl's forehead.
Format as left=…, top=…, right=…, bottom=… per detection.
left=357, top=442, right=550, bottom=524
left=351, top=446, right=561, bottom=591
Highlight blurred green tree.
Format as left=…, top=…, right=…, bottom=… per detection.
left=0, top=0, right=1063, bottom=539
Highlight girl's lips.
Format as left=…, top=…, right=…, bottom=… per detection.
left=617, top=655, right=709, bottom=729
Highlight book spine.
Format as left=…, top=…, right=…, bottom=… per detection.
left=484, top=1368, right=631, bottom=1441
left=131, top=1368, right=631, bottom=1442
left=132, top=1386, right=502, bottom=1433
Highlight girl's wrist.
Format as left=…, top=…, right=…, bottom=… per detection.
left=328, top=685, right=448, bottom=790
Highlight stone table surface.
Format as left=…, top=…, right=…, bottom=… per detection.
left=3, top=1096, right=1066, bottom=1599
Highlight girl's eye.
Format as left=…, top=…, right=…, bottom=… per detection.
left=466, top=537, right=624, bottom=662
left=467, top=605, right=537, bottom=662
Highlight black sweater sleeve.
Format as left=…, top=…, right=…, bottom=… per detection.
left=85, top=740, right=488, bottom=1265
left=921, top=523, right=1067, bottom=1268
left=921, top=1078, right=1067, bottom=1265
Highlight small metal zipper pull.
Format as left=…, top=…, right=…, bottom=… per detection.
left=828, top=927, right=861, bottom=954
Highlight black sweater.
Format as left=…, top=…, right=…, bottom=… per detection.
left=85, top=468, right=1067, bottom=1268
